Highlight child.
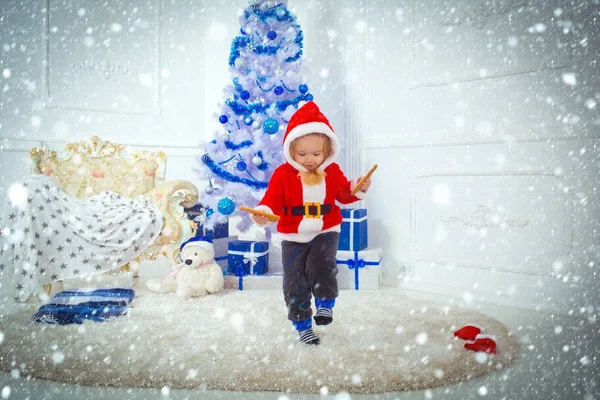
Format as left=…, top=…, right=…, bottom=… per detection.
left=251, top=101, right=371, bottom=345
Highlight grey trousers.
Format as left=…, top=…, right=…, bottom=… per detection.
left=281, top=232, right=339, bottom=322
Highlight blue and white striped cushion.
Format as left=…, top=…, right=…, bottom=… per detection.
left=32, top=288, right=135, bottom=325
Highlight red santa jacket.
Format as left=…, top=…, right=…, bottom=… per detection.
left=256, top=162, right=365, bottom=243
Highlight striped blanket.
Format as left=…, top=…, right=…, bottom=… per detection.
left=32, top=288, right=135, bottom=325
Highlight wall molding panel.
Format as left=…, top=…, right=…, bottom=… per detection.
left=408, top=169, right=574, bottom=276
left=42, top=0, right=162, bottom=115
left=408, top=0, right=574, bottom=89
left=0, top=139, right=43, bottom=153
left=0, top=138, right=199, bottom=157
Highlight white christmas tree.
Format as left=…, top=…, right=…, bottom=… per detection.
left=197, top=0, right=313, bottom=232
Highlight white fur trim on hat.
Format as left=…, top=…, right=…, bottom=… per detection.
left=283, top=122, right=340, bottom=172
left=183, top=239, right=214, bottom=253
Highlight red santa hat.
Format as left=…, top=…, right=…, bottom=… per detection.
left=283, top=101, right=340, bottom=172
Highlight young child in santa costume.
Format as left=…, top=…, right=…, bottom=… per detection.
left=252, top=101, right=371, bottom=345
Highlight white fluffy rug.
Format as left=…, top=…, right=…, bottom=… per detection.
left=0, top=289, right=520, bottom=394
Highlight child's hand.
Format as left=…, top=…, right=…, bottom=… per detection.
left=359, top=176, right=371, bottom=192
left=252, top=214, right=270, bottom=225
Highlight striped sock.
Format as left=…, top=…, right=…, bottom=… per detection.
left=314, top=308, right=333, bottom=325
left=298, top=329, right=320, bottom=345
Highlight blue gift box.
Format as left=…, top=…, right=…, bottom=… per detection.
left=338, top=208, right=368, bottom=251
left=184, top=203, right=229, bottom=239
left=200, top=221, right=229, bottom=240
left=227, top=240, right=269, bottom=276
left=183, top=203, right=204, bottom=220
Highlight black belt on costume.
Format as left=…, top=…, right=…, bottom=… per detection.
left=284, top=203, right=332, bottom=218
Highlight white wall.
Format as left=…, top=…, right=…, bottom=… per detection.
left=1, top=0, right=598, bottom=315
left=362, top=0, right=600, bottom=315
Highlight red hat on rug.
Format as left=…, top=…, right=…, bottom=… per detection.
left=283, top=101, right=340, bottom=172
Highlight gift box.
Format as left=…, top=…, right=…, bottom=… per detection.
left=201, top=220, right=229, bottom=240
left=213, top=235, right=238, bottom=270
left=224, top=273, right=283, bottom=291
left=338, top=208, right=368, bottom=251
left=184, top=203, right=229, bottom=239
left=227, top=240, right=269, bottom=276
left=336, top=247, right=382, bottom=290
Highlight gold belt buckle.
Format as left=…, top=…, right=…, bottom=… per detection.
left=304, top=202, right=321, bottom=218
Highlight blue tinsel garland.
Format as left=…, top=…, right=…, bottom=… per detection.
left=229, top=1, right=304, bottom=68
left=224, top=139, right=254, bottom=151
left=202, top=154, right=268, bottom=190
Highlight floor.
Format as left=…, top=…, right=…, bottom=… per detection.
left=1, top=274, right=598, bottom=400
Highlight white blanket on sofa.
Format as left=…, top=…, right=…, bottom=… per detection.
left=0, top=175, right=163, bottom=301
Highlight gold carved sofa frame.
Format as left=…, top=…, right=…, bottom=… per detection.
left=29, top=136, right=199, bottom=271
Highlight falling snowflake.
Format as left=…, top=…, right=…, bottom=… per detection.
left=1, top=386, right=11, bottom=399
left=415, top=332, right=428, bottom=345
left=52, top=351, right=65, bottom=364
left=561, top=73, right=577, bottom=86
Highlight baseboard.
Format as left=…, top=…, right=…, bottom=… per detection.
left=382, top=274, right=575, bottom=317
left=60, top=271, right=134, bottom=290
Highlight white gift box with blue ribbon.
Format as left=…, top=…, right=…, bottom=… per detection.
left=227, top=240, right=269, bottom=276
left=336, top=247, right=382, bottom=290
left=224, top=273, right=283, bottom=291
left=213, top=236, right=238, bottom=271
left=338, top=208, right=368, bottom=251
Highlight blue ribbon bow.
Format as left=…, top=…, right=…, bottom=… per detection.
left=346, top=258, right=367, bottom=269
left=336, top=251, right=380, bottom=290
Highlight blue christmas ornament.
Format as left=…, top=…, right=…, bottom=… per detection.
left=219, top=115, right=228, bottom=124
left=274, top=86, right=284, bottom=95
left=298, top=84, right=308, bottom=93
left=206, top=208, right=214, bottom=218
left=305, top=93, right=314, bottom=101
left=263, top=118, right=279, bottom=134
left=236, top=160, right=247, bottom=171
left=244, top=116, right=254, bottom=125
left=267, top=30, right=277, bottom=40
left=217, top=198, right=235, bottom=216
left=240, top=28, right=246, bottom=35
left=233, top=77, right=240, bottom=85
left=240, top=90, right=250, bottom=100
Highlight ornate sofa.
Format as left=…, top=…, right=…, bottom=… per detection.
left=29, top=136, right=199, bottom=274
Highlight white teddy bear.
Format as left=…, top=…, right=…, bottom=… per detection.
left=146, top=236, right=224, bottom=300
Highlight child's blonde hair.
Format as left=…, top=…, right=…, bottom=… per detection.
left=289, top=133, right=332, bottom=159
left=290, top=133, right=331, bottom=186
